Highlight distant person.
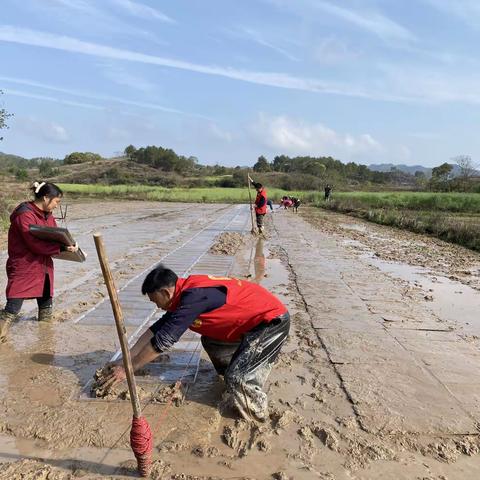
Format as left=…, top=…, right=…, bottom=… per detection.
left=0, top=181, right=78, bottom=343
left=251, top=181, right=267, bottom=234
left=266, top=199, right=274, bottom=212
left=280, top=196, right=293, bottom=210
left=291, top=197, right=301, bottom=213
left=324, top=184, right=332, bottom=201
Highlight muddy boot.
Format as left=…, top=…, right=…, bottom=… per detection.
left=37, top=307, right=53, bottom=322
left=0, top=310, right=16, bottom=343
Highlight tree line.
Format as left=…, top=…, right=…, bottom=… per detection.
left=1, top=138, right=478, bottom=192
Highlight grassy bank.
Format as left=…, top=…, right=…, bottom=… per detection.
left=325, top=192, right=480, bottom=213
left=58, top=183, right=323, bottom=204
left=319, top=192, right=480, bottom=251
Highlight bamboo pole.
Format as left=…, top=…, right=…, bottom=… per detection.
left=93, top=233, right=141, bottom=418
left=247, top=172, right=256, bottom=234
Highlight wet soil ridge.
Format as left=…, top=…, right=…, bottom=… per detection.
left=276, top=242, right=363, bottom=430
left=209, top=232, right=245, bottom=256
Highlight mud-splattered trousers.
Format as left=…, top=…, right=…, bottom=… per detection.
left=201, top=311, right=290, bottom=420
left=255, top=213, right=265, bottom=230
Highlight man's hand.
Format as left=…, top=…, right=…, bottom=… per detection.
left=96, top=362, right=126, bottom=393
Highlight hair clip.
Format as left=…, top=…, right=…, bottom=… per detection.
left=34, top=181, right=46, bottom=194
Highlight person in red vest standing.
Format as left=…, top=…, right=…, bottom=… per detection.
left=0, top=181, right=78, bottom=343
left=252, top=181, right=267, bottom=234
left=98, top=265, right=290, bottom=422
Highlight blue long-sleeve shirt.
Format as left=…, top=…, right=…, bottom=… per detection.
left=149, top=287, right=227, bottom=352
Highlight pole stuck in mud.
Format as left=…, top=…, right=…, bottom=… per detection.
left=247, top=172, right=257, bottom=235
left=93, top=233, right=153, bottom=477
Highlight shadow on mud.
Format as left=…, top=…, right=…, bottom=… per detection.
left=31, top=350, right=112, bottom=386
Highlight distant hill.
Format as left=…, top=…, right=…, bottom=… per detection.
left=369, top=163, right=433, bottom=177
left=367, top=163, right=471, bottom=179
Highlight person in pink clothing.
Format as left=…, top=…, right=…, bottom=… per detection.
left=280, top=196, right=293, bottom=209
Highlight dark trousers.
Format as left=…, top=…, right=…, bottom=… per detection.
left=256, top=213, right=265, bottom=229
left=5, top=274, right=52, bottom=315
left=201, top=312, right=290, bottom=420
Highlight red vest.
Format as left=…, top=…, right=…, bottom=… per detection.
left=255, top=188, right=268, bottom=214
left=167, top=275, right=287, bottom=341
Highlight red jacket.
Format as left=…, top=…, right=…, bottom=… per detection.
left=255, top=188, right=268, bottom=215
left=167, top=275, right=287, bottom=341
left=6, top=202, right=61, bottom=299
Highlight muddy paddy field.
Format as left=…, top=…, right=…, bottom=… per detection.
left=1, top=201, right=480, bottom=479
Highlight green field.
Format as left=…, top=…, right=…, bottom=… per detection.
left=6, top=184, right=477, bottom=252
left=322, top=191, right=480, bottom=213
left=58, top=183, right=322, bottom=204
left=319, top=191, right=480, bottom=251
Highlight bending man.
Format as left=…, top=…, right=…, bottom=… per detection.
left=99, top=265, right=290, bottom=421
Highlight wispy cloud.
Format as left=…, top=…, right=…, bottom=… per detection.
left=208, top=123, right=233, bottom=142
left=4, top=88, right=104, bottom=110
left=227, top=26, right=299, bottom=62
left=0, top=25, right=406, bottom=102
left=253, top=113, right=383, bottom=158
left=35, top=0, right=167, bottom=44
left=313, top=36, right=359, bottom=64
left=262, top=0, right=415, bottom=43
left=4, top=26, right=480, bottom=106
left=0, top=75, right=209, bottom=118
left=97, top=61, right=156, bottom=92
left=314, top=1, right=415, bottom=42
left=108, top=0, right=175, bottom=23
left=15, top=114, right=70, bottom=143
left=422, top=0, right=480, bottom=28
left=378, top=63, right=480, bottom=105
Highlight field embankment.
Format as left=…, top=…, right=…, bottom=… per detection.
left=319, top=191, right=480, bottom=251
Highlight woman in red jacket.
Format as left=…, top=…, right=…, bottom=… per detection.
left=0, top=181, right=77, bottom=342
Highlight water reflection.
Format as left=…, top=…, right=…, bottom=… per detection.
left=251, top=238, right=266, bottom=284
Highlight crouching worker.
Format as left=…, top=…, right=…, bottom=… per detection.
left=0, top=181, right=78, bottom=343
left=98, top=265, right=290, bottom=421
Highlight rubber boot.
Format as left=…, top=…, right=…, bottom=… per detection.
left=0, top=310, right=16, bottom=343
left=37, top=307, right=54, bottom=322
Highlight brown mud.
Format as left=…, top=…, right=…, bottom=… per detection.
left=1, top=203, right=480, bottom=478
left=209, top=232, right=245, bottom=256
left=91, top=367, right=183, bottom=404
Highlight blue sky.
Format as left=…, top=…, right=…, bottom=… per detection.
left=1, top=0, right=480, bottom=167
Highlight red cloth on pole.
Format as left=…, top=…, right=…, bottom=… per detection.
left=130, top=416, right=153, bottom=457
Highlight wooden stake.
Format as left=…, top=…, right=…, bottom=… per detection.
left=93, top=233, right=142, bottom=418
left=247, top=172, right=257, bottom=234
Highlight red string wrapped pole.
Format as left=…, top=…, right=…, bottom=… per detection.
left=94, top=233, right=153, bottom=477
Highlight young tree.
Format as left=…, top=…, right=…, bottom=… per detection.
left=124, top=144, right=137, bottom=159
left=454, top=155, right=477, bottom=191
left=253, top=155, right=271, bottom=172
left=0, top=90, right=13, bottom=141
left=430, top=162, right=453, bottom=191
